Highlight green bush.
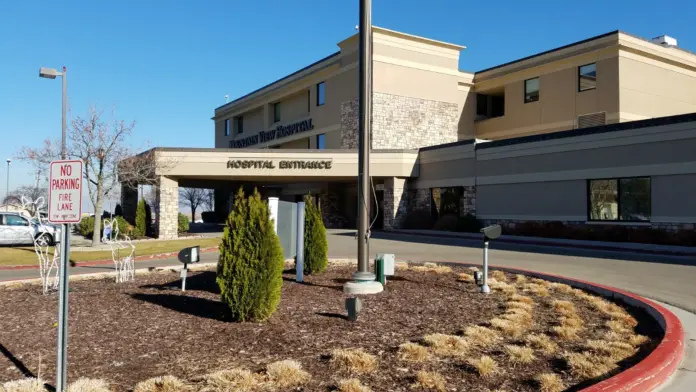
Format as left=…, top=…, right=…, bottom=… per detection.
left=301, top=194, right=328, bottom=274
left=135, top=199, right=147, bottom=237
left=216, top=188, right=285, bottom=322
left=178, top=213, right=190, bottom=233
left=77, top=215, right=133, bottom=239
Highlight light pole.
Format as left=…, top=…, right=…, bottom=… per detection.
left=4, top=159, right=10, bottom=210
left=39, top=65, right=70, bottom=392
left=343, top=0, right=382, bottom=315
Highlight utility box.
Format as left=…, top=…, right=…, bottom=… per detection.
left=375, top=253, right=395, bottom=286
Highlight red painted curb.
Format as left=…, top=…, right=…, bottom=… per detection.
left=454, top=262, right=685, bottom=392
left=390, top=230, right=696, bottom=257
left=0, top=247, right=219, bottom=271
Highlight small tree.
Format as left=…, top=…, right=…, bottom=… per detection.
left=217, top=188, right=284, bottom=322
left=135, top=199, right=147, bottom=237
left=179, top=187, right=207, bottom=222
left=144, top=202, right=153, bottom=237
left=114, top=203, right=123, bottom=217
left=302, top=194, right=328, bottom=274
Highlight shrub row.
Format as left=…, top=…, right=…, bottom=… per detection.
left=78, top=216, right=134, bottom=239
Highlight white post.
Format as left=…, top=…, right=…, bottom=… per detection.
left=295, top=202, right=305, bottom=283
left=481, top=240, right=490, bottom=294
left=268, top=197, right=279, bottom=234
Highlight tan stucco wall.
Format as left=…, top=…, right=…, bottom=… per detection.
left=474, top=50, right=621, bottom=140
left=618, top=51, right=696, bottom=121
left=279, top=137, right=309, bottom=149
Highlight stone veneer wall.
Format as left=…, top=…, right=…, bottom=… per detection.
left=156, top=176, right=179, bottom=240
left=340, top=93, right=460, bottom=149
left=319, top=186, right=349, bottom=229
left=383, top=178, right=408, bottom=229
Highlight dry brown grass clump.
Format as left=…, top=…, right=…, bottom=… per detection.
left=398, top=342, right=431, bottom=362
left=331, top=348, right=379, bottom=374
left=606, top=320, right=634, bottom=335
left=564, top=352, right=618, bottom=380
left=67, top=378, right=111, bottom=392
left=464, top=325, right=500, bottom=347
left=203, top=369, right=263, bottom=392
left=456, top=272, right=474, bottom=283
left=585, top=340, right=637, bottom=362
left=525, top=334, right=558, bottom=354
left=337, top=378, right=372, bottom=392
left=411, top=263, right=452, bottom=274
left=504, top=345, right=536, bottom=364
left=501, top=309, right=532, bottom=327
left=535, top=373, right=565, bottom=392
left=2, top=379, right=47, bottom=392
left=266, top=360, right=311, bottom=388
left=490, top=318, right=525, bottom=338
left=414, top=371, right=446, bottom=392
left=530, top=278, right=551, bottom=287
left=548, top=282, right=574, bottom=294
left=134, top=376, right=189, bottom=392
left=559, top=316, right=584, bottom=328
left=523, top=283, right=550, bottom=297
left=506, top=301, right=534, bottom=312
left=627, top=334, right=649, bottom=347
left=491, top=270, right=508, bottom=282
left=551, top=300, right=576, bottom=315
left=551, top=325, right=581, bottom=341
left=467, top=266, right=479, bottom=272
left=515, top=274, right=527, bottom=284
left=468, top=356, right=498, bottom=378
left=423, top=334, right=470, bottom=357
left=395, top=262, right=409, bottom=271
left=509, top=294, right=535, bottom=305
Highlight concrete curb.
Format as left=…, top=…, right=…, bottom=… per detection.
left=388, top=229, right=696, bottom=257
left=457, top=262, right=685, bottom=392
left=0, top=246, right=220, bottom=271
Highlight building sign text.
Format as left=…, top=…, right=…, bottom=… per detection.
left=227, top=160, right=333, bottom=170
left=230, top=118, right=314, bottom=148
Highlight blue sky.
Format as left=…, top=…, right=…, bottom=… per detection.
left=1, top=0, right=694, bottom=212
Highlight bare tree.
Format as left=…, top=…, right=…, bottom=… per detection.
left=179, top=188, right=207, bottom=222
left=18, top=105, right=163, bottom=247
left=3, top=186, right=49, bottom=214
left=202, top=189, right=215, bottom=212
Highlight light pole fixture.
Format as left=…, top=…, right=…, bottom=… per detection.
left=4, top=159, right=10, bottom=210
left=39, top=66, right=67, bottom=159
left=39, top=65, right=70, bottom=392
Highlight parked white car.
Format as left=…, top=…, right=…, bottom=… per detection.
left=0, top=212, right=62, bottom=246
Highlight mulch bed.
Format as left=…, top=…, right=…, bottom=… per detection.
left=0, top=264, right=661, bottom=391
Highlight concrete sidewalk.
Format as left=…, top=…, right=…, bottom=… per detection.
left=655, top=302, right=696, bottom=392
left=390, top=228, right=696, bottom=257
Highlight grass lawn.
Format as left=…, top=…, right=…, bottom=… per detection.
left=0, top=237, right=221, bottom=266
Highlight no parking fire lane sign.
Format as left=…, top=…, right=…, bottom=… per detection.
left=48, top=159, right=83, bottom=224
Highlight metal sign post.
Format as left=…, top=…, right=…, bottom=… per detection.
left=48, top=159, right=83, bottom=392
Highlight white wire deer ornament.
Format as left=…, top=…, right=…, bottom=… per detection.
left=21, top=197, right=60, bottom=294
left=102, top=219, right=135, bottom=282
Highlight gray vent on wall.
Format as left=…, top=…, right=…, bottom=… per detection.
left=577, top=112, right=607, bottom=129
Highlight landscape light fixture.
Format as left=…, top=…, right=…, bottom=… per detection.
left=479, top=224, right=502, bottom=294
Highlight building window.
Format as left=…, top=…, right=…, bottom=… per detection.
left=316, top=133, right=325, bottom=150
left=430, top=186, right=464, bottom=219
left=524, top=77, right=539, bottom=103
left=587, top=177, right=651, bottom=221
left=235, top=116, right=243, bottom=134
left=316, top=82, right=325, bottom=106
left=579, top=63, right=597, bottom=92
left=273, top=103, right=281, bottom=123
left=224, top=119, right=230, bottom=136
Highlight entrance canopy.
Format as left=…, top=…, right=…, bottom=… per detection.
left=149, top=148, right=420, bottom=185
